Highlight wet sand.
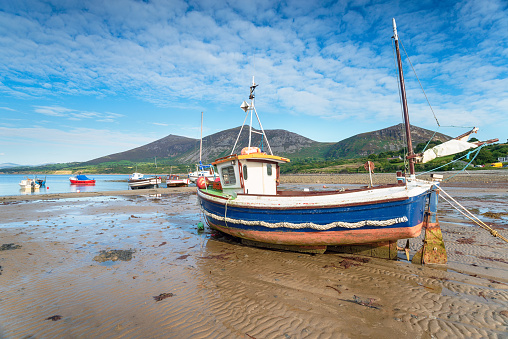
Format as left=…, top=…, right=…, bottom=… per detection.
left=1, top=176, right=507, bottom=338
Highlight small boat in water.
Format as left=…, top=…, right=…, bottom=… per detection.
left=69, top=174, right=96, bottom=185
left=128, top=172, right=161, bottom=190
left=197, top=19, right=498, bottom=256
left=35, top=176, right=46, bottom=186
left=19, top=178, right=40, bottom=190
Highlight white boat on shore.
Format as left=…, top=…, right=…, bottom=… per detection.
left=188, top=162, right=217, bottom=183
left=128, top=173, right=162, bottom=190
left=166, top=174, right=190, bottom=187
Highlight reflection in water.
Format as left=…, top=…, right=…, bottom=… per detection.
left=69, top=184, right=97, bottom=193
left=19, top=187, right=39, bottom=195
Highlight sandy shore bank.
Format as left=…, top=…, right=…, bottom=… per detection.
left=1, top=184, right=507, bottom=338
left=0, top=186, right=195, bottom=203
left=280, top=169, right=508, bottom=187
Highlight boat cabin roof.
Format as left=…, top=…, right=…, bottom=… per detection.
left=213, top=152, right=290, bottom=166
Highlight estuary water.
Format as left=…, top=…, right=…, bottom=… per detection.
left=0, top=174, right=134, bottom=196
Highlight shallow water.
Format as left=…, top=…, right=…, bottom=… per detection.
left=0, top=174, right=170, bottom=196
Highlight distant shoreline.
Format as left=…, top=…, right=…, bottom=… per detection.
left=280, top=170, right=508, bottom=186
left=2, top=170, right=506, bottom=203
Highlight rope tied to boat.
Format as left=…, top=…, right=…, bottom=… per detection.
left=439, top=187, right=508, bottom=243
left=203, top=208, right=408, bottom=230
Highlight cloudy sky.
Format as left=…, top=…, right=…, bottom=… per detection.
left=1, top=0, right=507, bottom=165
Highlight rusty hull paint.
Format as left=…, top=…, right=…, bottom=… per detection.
left=205, top=219, right=424, bottom=246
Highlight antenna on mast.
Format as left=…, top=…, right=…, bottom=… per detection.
left=231, top=77, right=273, bottom=155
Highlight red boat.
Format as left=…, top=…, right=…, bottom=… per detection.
left=69, top=174, right=96, bottom=185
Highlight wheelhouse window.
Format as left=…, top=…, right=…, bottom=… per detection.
left=243, top=165, right=248, bottom=180
left=221, top=166, right=236, bottom=185
left=267, top=163, right=272, bottom=176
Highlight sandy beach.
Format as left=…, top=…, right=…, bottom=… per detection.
left=1, top=173, right=507, bottom=338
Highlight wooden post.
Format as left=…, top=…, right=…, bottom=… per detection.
left=412, top=187, right=447, bottom=264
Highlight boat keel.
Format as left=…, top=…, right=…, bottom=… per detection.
left=328, top=241, right=398, bottom=260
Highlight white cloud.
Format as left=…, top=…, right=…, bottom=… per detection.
left=0, top=0, right=506, bottom=149
left=33, top=105, right=123, bottom=122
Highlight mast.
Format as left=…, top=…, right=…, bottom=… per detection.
left=248, top=77, right=256, bottom=148
left=392, top=18, right=415, bottom=176
left=199, top=111, right=203, bottom=166
left=233, top=78, right=274, bottom=155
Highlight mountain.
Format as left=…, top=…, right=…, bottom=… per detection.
left=0, top=163, right=23, bottom=169
left=85, top=134, right=198, bottom=165
left=85, top=124, right=452, bottom=165
left=326, top=124, right=451, bottom=159
left=85, top=126, right=323, bottom=165
left=177, top=126, right=324, bottom=164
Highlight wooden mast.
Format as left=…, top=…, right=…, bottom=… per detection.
left=392, top=18, right=415, bottom=176
left=199, top=111, right=203, bottom=166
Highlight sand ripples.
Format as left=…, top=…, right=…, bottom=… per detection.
left=1, top=191, right=507, bottom=338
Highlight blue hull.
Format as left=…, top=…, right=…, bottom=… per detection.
left=198, top=190, right=431, bottom=246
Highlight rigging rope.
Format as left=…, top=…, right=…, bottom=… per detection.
left=416, top=143, right=486, bottom=180
left=439, top=187, right=508, bottom=243
left=421, top=127, right=440, bottom=154
left=399, top=40, right=440, bottom=127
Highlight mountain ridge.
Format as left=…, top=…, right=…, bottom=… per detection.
left=84, top=124, right=452, bottom=165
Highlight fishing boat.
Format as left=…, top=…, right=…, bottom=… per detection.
left=128, top=172, right=162, bottom=190
left=188, top=162, right=217, bottom=183
left=19, top=178, right=40, bottom=190
left=166, top=174, right=190, bottom=187
left=197, top=19, right=498, bottom=256
left=35, top=176, right=46, bottom=186
left=188, top=112, right=218, bottom=183
left=69, top=174, right=96, bottom=185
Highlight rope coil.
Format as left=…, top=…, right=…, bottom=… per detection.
left=203, top=208, right=408, bottom=230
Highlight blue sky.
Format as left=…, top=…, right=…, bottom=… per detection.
left=1, top=0, right=507, bottom=165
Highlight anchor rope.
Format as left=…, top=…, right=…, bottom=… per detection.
left=439, top=187, right=508, bottom=243
left=202, top=208, right=408, bottom=230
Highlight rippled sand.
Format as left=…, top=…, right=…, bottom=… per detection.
left=0, top=185, right=507, bottom=338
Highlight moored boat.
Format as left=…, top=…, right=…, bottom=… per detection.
left=128, top=172, right=161, bottom=189
left=34, top=176, right=46, bottom=186
left=188, top=112, right=218, bottom=183
left=19, top=178, right=40, bottom=190
left=197, top=19, right=471, bottom=256
left=69, top=174, right=96, bottom=185
left=188, top=162, right=217, bottom=183
left=166, top=174, right=190, bottom=187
